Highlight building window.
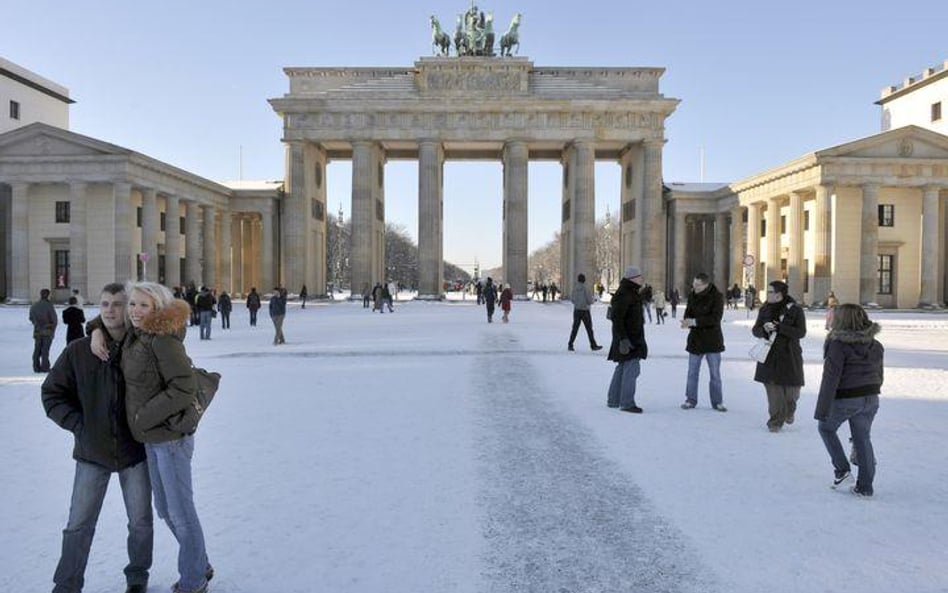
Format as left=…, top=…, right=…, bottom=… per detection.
left=9, top=100, right=20, bottom=120
left=803, top=258, right=809, bottom=293
left=760, top=219, right=767, bottom=237
left=563, top=199, right=571, bottom=223
left=877, top=254, right=893, bottom=295
left=780, top=215, right=787, bottom=234
left=312, top=199, right=324, bottom=221
left=804, top=211, right=810, bottom=231
left=622, top=200, right=635, bottom=222
left=136, top=207, right=143, bottom=228
left=54, top=250, right=70, bottom=288
left=878, top=204, right=895, bottom=227
left=160, top=212, right=166, bottom=231
left=179, top=216, right=186, bottom=235
left=933, top=102, right=943, bottom=122
left=55, top=201, right=70, bottom=223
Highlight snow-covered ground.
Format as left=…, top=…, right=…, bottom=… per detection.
left=1, top=298, right=946, bottom=593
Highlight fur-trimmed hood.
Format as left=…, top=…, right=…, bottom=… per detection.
left=137, top=299, right=191, bottom=336
left=827, top=322, right=881, bottom=344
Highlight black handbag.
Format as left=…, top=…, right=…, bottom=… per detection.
left=164, top=366, right=222, bottom=434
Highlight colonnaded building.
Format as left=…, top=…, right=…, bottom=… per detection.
left=1, top=48, right=947, bottom=308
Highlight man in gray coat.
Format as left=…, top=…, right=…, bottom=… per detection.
left=568, top=273, right=602, bottom=351
left=29, top=288, right=58, bottom=372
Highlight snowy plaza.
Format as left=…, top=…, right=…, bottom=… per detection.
left=2, top=298, right=947, bottom=593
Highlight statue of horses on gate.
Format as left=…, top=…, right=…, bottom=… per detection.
left=499, top=13, right=521, bottom=57
left=430, top=15, right=451, bottom=56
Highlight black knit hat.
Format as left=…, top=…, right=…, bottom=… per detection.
left=769, top=280, right=789, bottom=297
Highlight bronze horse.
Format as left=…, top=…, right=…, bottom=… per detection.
left=499, top=13, right=521, bottom=57
left=430, top=16, right=451, bottom=56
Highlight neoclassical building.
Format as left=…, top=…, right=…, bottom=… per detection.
left=269, top=57, right=679, bottom=298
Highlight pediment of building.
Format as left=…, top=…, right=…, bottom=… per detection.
left=816, top=126, right=948, bottom=160
left=0, top=123, right=130, bottom=159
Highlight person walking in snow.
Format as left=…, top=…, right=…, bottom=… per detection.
left=29, top=288, right=58, bottom=373
left=669, top=287, right=680, bottom=319
left=299, top=284, right=308, bottom=309
left=653, top=289, right=667, bottom=325
left=814, top=303, right=883, bottom=497
left=607, top=266, right=648, bottom=414
left=500, top=283, right=513, bottom=322
left=483, top=277, right=498, bottom=323
left=752, top=280, right=806, bottom=432
left=679, top=273, right=727, bottom=412
left=567, top=273, right=602, bottom=351
left=269, top=287, right=287, bottom=345
left=217, top=291, right=232, bottom=329
left=246, top=287, right=261, bottom=327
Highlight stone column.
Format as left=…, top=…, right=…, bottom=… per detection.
left=231, top=215, right=243, bottom=294
left=673, top=208, right=687, bottom=295
left=568, top=141, right=596, bottom=294
left=714, top=211, right=728, bottom=289
left=618, top=145, right=641, bottom=274
left=811, top=184, right=833, bottom=304
left=283, top=141, right=306, bottom=292
left=219, top=209, right=232, bottom=295
left=787, top=191, right=805, bottom=299
left=184, top=200, right=202, bottom=286
left=350, top=141, right=377, bottom=297
left=140, top=187, right=159, bottom=282
left=919, top=186, right=941, bottom=306
left=308, top=144, right=328, bottom=296
left=10, top=182, right=30, bottom=301
left=746, top=202, right=761, bottom=289
left=766, top=198, right=781, bottom=285
left=202, top=205, right=216, bottom=289
left=114, top=182, right=133, bottom=282
left=859, top=183, right=880, bottom=305
left=642, top=139, right=666, bottom=291
left=504, top=140, right=529, bottom=297
left=729, top=205, right=744, bottom=287
left=560, top=151, right=574, bottom=289
left=261, top=205, right=275, bottom=291
left=68, top=182, right=88, bottom=300
left=164, top=195, right=181, bottom=288
left=417, top=140, right=444, bottom=299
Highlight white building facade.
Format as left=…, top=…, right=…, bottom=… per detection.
left=0, top=58, right=71, bottom=134
left=879, top=59, right=948, bottom=136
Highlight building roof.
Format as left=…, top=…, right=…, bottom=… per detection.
left=0, top=57, right=74, bottom=104
left=876, top=59, right=948, bottom=105
left=219, top=180, right=284, bottom=191
left=665, top=182, right=729, bottom=193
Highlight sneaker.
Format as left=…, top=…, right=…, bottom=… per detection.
left=850, top=485, right=873, bottom=498
left=713, top=403, right=728, bottom=412
left=171, top=567, right=214, bottom=593
left=768, top=425, right=781, bottom=433
left=680, top=401, right=696, bottom=410
left=832, top=470, right=853, bottom=489
left=568, top=344, right=575, bottom=351
left=591, top=344, right=603, bottom=351
left=619, top=406, right=643, bottom=414
left=785, top=414, right=795, bottom=424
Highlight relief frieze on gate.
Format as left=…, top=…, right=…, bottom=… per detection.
left=287, top=111, right=661, bottom=131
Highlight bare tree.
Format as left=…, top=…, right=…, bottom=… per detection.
left=595, top=208, right=620, bottom=291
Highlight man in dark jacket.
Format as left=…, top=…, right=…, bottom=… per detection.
left=246, top=287, right=262, bottom=326
left=195, top=286, right=216, bottom=340
left=29, top=288, right=58, bottom=372
left=483, top=277, right=498, bottom=323
left=607, top=266, right=648, bottom=413
left=269, top=286, right=287, bottom=344
left=41, top=282, right=153, bottom=593
left=680, top=273, right=727, bottom=411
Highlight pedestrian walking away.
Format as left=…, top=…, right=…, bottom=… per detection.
left=270, top=287, right=287, bottom=344
left=217, top=291, right=232, bottom=329
left=194, top=286, right=216, bottom=340
left=653, top=290, right=667, bottom=325
left=42, top=282, right=154, bottom=593
left=483, top=277, right=498, bottom=322
left=29, top=288, right=58, bottom=372
left=607, top=266, right=649, bottom=414
left=246, top=287, right=261, bottom=326
left=669, top=287, right=680, bottom=319
left=299, top=284, right=308, bottom=309
left=752, top=280, right=807, bottom=432
left=500, top=283, right=513, bottom=323
left=62, top=296, right=86, bottom=344
left=814, top=304, right=883, bottom=498
left=679, top=273, right=727, bottom=411
left=567, top=273, right=602, bottom=351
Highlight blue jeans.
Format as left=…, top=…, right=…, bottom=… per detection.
left=608, top=359, right=641, bottom=409
left=818, top=395, right=879, bottom=494
left=199, top=311, right=212, bottom=339
left=685, top=352, right=723, bottom=406
left=146, top=436, right=209, bottom=592
left=53, top=461, right=153, bottom=593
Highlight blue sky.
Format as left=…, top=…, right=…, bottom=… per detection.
left=5, top=0, right=945, bottom=268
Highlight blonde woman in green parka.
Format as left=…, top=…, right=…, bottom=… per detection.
left=94, top=281, right=213, bottom=593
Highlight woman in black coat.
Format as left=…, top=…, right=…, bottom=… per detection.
left=62, top=297, right=86, bottom=344
left=751, top=280, right=806, bottom=432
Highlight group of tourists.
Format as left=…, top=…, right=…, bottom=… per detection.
left=603, top=265, right=881, bottom=498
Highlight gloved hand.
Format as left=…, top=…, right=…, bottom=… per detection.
left=619, top=338, right=632, bottom=355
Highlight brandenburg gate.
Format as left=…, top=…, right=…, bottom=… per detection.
left=270, top=45, right=678, bottom=298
